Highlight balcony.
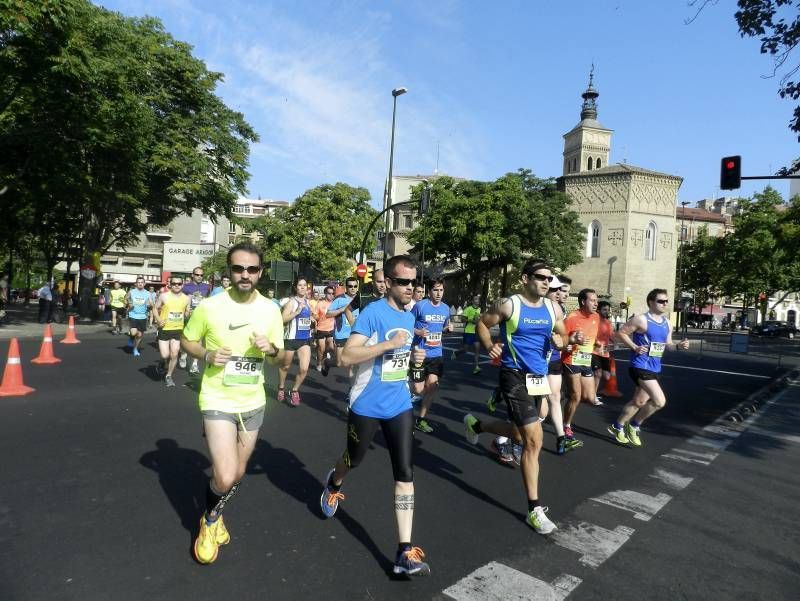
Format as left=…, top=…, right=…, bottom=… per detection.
left=146, top=226, right=173, bottom=238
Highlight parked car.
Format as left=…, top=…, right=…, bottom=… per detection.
left=751, top=320, right=797, bottom=338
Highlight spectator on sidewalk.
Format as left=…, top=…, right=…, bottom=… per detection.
left=37, top=282, right=54, bottom=324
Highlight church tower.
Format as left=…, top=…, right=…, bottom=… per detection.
left=562, top=68, right=613, bottom=175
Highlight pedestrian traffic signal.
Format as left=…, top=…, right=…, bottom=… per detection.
left=363, top=266, right=373, bottom=284
left=720, top=155, right=741, bottom=190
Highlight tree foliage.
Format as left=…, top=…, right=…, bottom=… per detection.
left=0, top=0, right=257, bottom=314
left=681, top=186, right=800, bottom=318
left=244, top=183, right=378, bottom=281
left=405, top=170, right=584, bottom=293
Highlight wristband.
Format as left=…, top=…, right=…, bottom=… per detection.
left=204, top=350, right=212, bottom=363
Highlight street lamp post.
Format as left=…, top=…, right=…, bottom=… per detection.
left=677, top=200, right=690, bottom=332
left=382, top=87, right=407, bottom=263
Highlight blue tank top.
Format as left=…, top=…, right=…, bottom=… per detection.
left=631, top=313, right=670, bottom=372
left=500, top=296, right=555, bottom=375
left=549, top=302, right=566, bottom=363
left=128, top=289, right=150, bottom=319
left=285, top=298, right=312, bottom=340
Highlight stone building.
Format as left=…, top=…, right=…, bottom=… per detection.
left=556, top=75, right=683, bottom=314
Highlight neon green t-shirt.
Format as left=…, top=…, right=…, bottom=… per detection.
left=463, top=305, right=481, bottom=334
left=182, top=290, right=284, bottom=413
left=110, top=289, right=126, bottom=308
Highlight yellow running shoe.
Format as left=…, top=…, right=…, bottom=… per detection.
left=215, top=515, right=230, bottom=546
left=607, top=424, right=630, bottom=445
left=624, top=423, right=642, bottom=447
left=194, top=516, right=220, bottom=564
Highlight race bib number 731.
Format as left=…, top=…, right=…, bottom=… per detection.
left=381, top=350, right=410, bottom=382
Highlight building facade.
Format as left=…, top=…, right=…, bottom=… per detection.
left=556, top=75, right=682, bottom=315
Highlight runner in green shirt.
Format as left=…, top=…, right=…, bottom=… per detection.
left=109, top=281, right=127, bottom=335
left=180, top=242, right=285, bottom=565
left=451, top=294, right=482, bottom=374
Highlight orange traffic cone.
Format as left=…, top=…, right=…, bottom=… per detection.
left=60, top=315, right=81, bottom=344
left=600, top=356, right=623, bottom=398
left=32, top=324, right=61, bottom=364
left=0, top=338, right=35, bottom=396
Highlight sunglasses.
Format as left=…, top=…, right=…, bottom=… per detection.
left=531, top=273, right=554, bottom=283
left=230, top=265, right=261, bottom=274
left=170, top=281, right=182, bottom=286
left=346, top=284, right=359, bottom=288
left=387, top=276, right=415, bottom=286
left=193, top=273, right=203, bottom=276
left=655, top=299, right=669, bottom=305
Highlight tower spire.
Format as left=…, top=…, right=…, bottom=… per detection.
left=580, top=64, right=599, bottom=120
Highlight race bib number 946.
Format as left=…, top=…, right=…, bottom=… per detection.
left=223, top=356, right=263, bottom=386
left=381, top=350, right=410, bottom=382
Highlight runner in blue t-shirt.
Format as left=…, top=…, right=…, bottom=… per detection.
left=409, top=279, right=451, bottom=434
left=326, top=277, right=360, bottom=368
left=319, top=255, right=431, bottom=578
left=126, top=276, right=152, bottom=357
left=608, top=288, right=689, bottom=447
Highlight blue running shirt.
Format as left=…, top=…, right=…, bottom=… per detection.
left=411, top=299, right=450, bottom=359
left=128, top=289, right=150, bottom=319
left=329, top=294, right=359, bottom=340
left=500, top=296, right=556, bottom=375
left=349, top=298, right=414, bottom=419
left=284, top=298, right=312, bottom=340
left=631, top=313, right=670, bottom=373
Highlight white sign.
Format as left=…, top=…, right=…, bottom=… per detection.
left=163, top=243, right=217, bottom=272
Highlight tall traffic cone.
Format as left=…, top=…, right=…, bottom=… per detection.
left=32, top=324, right=61, bottom=365
left=0, top=338, right=35, bottom=396
left=60, top=315, right=81, bottom=344
left=599, top=356, right=623, bottom=398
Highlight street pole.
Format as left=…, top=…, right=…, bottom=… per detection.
left=678, top=200, right=690, bottom=333
left=382, top=87, right=407, bottom=264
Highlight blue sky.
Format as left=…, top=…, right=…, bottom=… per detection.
left=99, top=0, right=799, bottom=208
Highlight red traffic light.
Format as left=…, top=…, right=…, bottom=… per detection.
left=720, top=155, right=741, bottom=190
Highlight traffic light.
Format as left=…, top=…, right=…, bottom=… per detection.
left=363, top=265, right=373, bottom=284
left=720, top=155, right=741, bottom=190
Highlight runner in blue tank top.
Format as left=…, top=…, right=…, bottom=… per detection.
left=410, top=279, right=452, bottom=434
left=278, top=278, right=313, bottom=407
left=126, top=276, right=152, bottom=357
left=608, top=288, right=689, bottom=447
left=463, top=258, right=573, bottom=536
left=319, top=255, right=432, bottom=578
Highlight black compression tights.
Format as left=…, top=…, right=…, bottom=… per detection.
left=344, top=408, right=414, bottom=482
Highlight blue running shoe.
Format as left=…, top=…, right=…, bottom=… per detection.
left=133, top=348, right=141, bottom=357
left=393, top=546, right=430, bottom=577
left=320, top=468, right=344, bottom=518
left=127, top=337, right=134, bottom=349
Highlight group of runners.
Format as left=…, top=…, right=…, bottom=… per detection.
left=118, top=242, right=687, bottom=577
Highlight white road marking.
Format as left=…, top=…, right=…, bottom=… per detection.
left=550, top=522, right=635, bottom=568
left=589, top=490, right=672, bottom=521
left=612, top=358, right=770, bottom=379
left=442, top=562, right=581, bottom=601
left=662, top=448, right=718, bottom=465
left=703, top=424, right=742, bottom=438
left=745, top=424, right=800, bottom=445
left=649, top=468, right=694, bottom=490
left=685, top=435, right=731, bottom=451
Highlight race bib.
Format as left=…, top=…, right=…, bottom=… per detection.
left=425, top=331, right=442, bottom=347
left=167, top=311, right=183, bottom=323
left=297, top=317, right=311, bottom=330
left=526, top=374, right=551, bottom=396
left=223, top=356, right=263, bottom=386
left=381, top=350, right=410, bottom=382
left=573, top=346, right=593, bottom=367
left=649, top=342, right=666, bottom=358
left=134, top=297, right=145, bottom=305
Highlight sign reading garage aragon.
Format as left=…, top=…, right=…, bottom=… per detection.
left=162, top=243, right=217, bottom=272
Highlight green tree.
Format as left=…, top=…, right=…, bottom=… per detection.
left=244, top=183, right=378, bottom=280
left=680, top=227, right=726, bottom=315
left=0, top=1, right=258, bottom=316
left=406, top=170, right=584, bottom=296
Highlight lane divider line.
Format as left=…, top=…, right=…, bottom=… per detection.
left=589, top=490, right=672, bottom=522
left=442, top=562, right=581, bottom=601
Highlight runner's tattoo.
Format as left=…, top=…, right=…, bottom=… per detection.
left=394, top=494, right=414, bottom=511
left=490, top=297, right=511, bottom=315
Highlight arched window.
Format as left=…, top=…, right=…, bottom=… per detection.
left=596, top=157, right=601, bottom=169
left=645, top=221, right=657, bottom=260
left=587, top=156, right=593, bottom=171
left=587, top=220, right=601, bottom=258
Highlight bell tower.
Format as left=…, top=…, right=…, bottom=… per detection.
left=563, top=66, right=613, bottom=175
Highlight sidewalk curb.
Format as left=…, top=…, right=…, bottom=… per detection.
left=725, top=367, right=799, bottom=423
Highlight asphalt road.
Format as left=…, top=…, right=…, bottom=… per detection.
left=0, top=334, right=796, bottom=601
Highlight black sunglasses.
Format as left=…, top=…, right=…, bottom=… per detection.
left=170, top=281, right=182, bottom=286
left=655, top=299, right=669, bottom=305
left=346, top=284, right=359, bottom=288
left=531, top=273, right=554, bottom=283
left=230, top=265, right=261, bottom=274
left=387, top=276, right=414, bottom=286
